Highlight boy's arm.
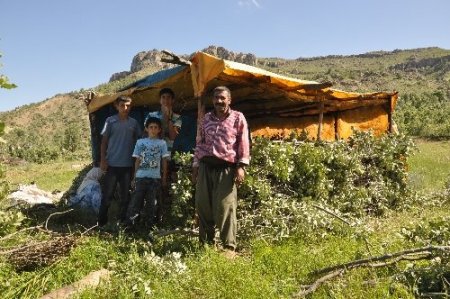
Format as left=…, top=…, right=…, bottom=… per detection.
left=163, top=111, right=181, bottom=141
left=100, top=135, right=108, bottom=172
left=132, top=157, right=141, bottom=188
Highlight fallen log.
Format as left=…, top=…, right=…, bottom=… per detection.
left=39, top=269, right=112, bottom=299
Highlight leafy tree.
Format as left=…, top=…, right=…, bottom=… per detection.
left=0, top=52, right=17, bottom=89
left=0, top=51, right=23, bottom=236
left=62, top=124, right=82, bottom=152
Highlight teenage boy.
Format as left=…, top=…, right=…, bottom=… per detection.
left=144, top=87, right=182, bottom=223
left=144, top=88, right=182, bottom=155
left=126, top=117, right=170, bottom=229
left=98, top=96, right=141, bottom=227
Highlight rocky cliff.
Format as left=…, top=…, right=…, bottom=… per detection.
left=109, top=45, right=257, bottom=82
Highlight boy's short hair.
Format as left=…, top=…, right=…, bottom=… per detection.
left=159, top=88, right=175, bottom=98
left=115, top=95, right=132, bottom=104
left=145, top=116, right=162, bottom=128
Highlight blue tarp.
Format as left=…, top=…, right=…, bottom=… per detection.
left=118, top=65, right=187, bottom=91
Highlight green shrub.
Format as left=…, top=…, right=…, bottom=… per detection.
left=395, top=92, right=450, bottom=138
left=170, top=132, right=416, bottom=243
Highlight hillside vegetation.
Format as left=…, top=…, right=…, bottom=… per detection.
left=1, top=47, right=450, bottom=298
left=0, top=46, right=449, bottom=163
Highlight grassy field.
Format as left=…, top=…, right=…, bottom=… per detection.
left=408, top=139, right=450, bottom=191
left=4, top=160, right=91, bottom=192
left=1, top=139, right=449, bottom=298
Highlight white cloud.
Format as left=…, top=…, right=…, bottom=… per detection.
left=251, top=0, right=261, bottom=8
left=238, top=0, right=261, bottom=8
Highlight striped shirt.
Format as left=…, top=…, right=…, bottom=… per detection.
left=193, top=110, right=250, bottom=167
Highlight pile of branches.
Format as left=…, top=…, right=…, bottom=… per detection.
left=5, top=235, right=78, bottom=272
left=0, top=209, right=81, bottom=272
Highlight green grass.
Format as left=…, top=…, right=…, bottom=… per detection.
left=408, top=139, right=450, bottom=191
left=2, top=214, right=433, bottom=298
left=4, top=160, right=90, bottom=192
left=1, top=140, right=450, bottom=298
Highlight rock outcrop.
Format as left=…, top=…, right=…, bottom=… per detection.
left=109, top=46, right=257, bottom=82
left=200, top=45, right=257, bottom=65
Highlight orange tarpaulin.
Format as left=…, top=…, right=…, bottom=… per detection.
left=87, top=51, right=397, bottom=140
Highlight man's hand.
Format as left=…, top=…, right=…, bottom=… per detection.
left=235, top=166, right=245, bottom=186
left=161, top=105, right=171, bottom=119
left=192, top=166, right=199, bottom=184
left=100, top=160, right=108, bottom=173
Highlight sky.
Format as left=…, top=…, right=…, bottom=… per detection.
left=1, top=0, right=449, bottom=112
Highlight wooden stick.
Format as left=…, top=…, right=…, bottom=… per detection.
left=317, top=100, right=324, bottom=141
left=45, top=209, right=74, bottom=230
left=295, top=247, right=448, bottom=298
left=294, top=269, right=345, bottom=298
left=39, top=269, right=112, bottom=299
left=388, top=95, right=394, bottom=133
left=0, top=225, right=44, bottom=242
left=311, top=204, right=352, bottom=226
left=155, top=228, right=199, bottom=238
left=314, top=245, right=450, bottom=275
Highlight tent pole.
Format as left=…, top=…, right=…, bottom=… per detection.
left=196, top=95, right=205, bottom=143
left=334, top=112, right=340, bottom=140
left=317, top=98, right=324, bottom=141
left=388, top=96, right=393, bottom=133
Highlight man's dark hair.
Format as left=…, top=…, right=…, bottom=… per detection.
left=145, top=116, right=162, bottom=128
left=213, top=86, right=231, bottom=97
left=115, top=95, right=132, bottom=104
left=159, top=88, right=175, bottom=98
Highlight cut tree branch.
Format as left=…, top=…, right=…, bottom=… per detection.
left=314, top=245, right=450, bottom=275
left=294, top=245, right=450, bottom=298
left=154, top=228, right=199, bottom=238
left=45, top=209, right=74, bottom=230
left=311, top=204, right=352, bottom=226
left=0, top=225, right=44, bottom=242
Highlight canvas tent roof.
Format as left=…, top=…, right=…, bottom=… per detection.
left=86, top=51, right=397, bottom=151
left=87, top=51, right=397, bottom=118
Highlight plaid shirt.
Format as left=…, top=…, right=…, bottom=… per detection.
left=193, top=110, right=250, bottom=167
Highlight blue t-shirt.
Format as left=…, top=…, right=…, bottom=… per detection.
left=101, top=114, right=141, bottom=167
left=133, top=138, right=170, bottom=179
left=144, top=111, right=182, bottom=153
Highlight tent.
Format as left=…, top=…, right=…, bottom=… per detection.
left=85, top=51, right=397, bottom=164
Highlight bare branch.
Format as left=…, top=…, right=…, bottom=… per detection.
left=367, top=252, right=431, bottom=267
left=154, top=228, right=199, bottom=238
left=315, top=245, right=450, bottom=275
left=0, top=240, right=47, bottom=255
left=294, top=269, right=345, bottom=297
left=294, top=245, right=450, bottom=298
left=311, top=204, right=352, bottom=226
left=80, top=224, right=99, bottom=236
left=0, top=225, right=44, bottom=242
left=161, top=50, right=191, bottom=66
left=45, top=209, right=74, bottom=230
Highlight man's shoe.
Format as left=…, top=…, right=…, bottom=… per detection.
left=221, top=248, right=237, bottom=260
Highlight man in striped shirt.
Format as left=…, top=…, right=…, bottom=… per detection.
left=192, top=86, right=250, bottom=256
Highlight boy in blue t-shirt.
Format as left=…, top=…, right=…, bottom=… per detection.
left=125, top=117, right=170, bottom=229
